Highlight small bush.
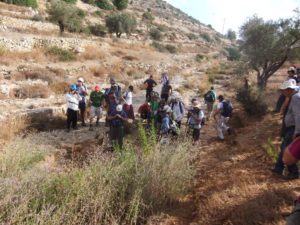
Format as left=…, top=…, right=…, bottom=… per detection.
left=127, top=69, right=145, bottom=79
left=201, top=32, right=211, bottom=42
left=157, top=24, right=168, bottom=32
left=81, top=46, right=106, bottom=60
left=113, top=0, right=128, bottom=10
left=149, top=28, right=161, bottom=40
left=226, top=47, right=241, bottom=61
left=207, top=73, right=216, bottom=84
left=49, top=81, right=69, bottom=94
left=95, top=0, right=114, bottom=10
left=93, top=10, right=102, bottom=17
left=0, top=45, right=6, bottom=56
left=143, top=11, right=154, bottom=21
left=89, top=66, right=108, bottom=78
left=165, top=44, right=177, bottom=54
left=88, top=24, right=107, bottom=37
left=16, top=69, right=55, bottom=83
left=46, top=46, right=76, bottom=61
left=0, top=0, right=37, bottom=8
left=31, top=14, right=44, bottom=21
left=62, top=0, right=77, bottom=3
left=236, top=87, right=268, bottom=117
left=151, top=41, right=165, bottom=52
left=195, top=54, right=205, bottom=62
left=187, top=33, right=197, bottom=40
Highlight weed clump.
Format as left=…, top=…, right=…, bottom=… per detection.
left=46, top=46, right=76, bottom=61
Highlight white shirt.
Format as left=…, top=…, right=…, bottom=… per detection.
left=172, top=102, right=185, bottom=122
left=66, top=93, right=82, bottom=111
left=123, top=91, right=133, bottom=105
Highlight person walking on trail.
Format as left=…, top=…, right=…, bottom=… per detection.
left=170, top=97, right=185, bottom=128
left=161, top=72, right=169, bottom=86
left=213, top=95, right=233, bottom=140
left=187, top=99, right=204, bottom=143
left=76, top=77, right=88, bottom=127
left=275, top=67, right=299, bottom=113
left=105, top=78, right=122, bottom=105
left=204, top=86, right=216, bottom=121
left=66, top=84, right=82, bottom=132
left=107, top=104, right=128, bottom=149
left=161, top=80, right=172, bottom=102
left=272, top=80, right=299, bottom=180
left=122, top=85, right=135, bottom=120
left=283, top=138, right=300, bottom=224
left=89, top=85, right=104, bottom=131
left=144, top=75, right=157, bottom=102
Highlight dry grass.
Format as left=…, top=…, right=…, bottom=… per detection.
left=127, top=69, right=145, bottom=79
left=0, top=116, right=29, bottom=146
left=49, top=82, right=70, bottom=94
left=80, top=45, right=107, bottom=61
left=168, top=66, right=181, bottom=78
left=122, top=55, right=138, bottom=61
left=12, top=84, right=51, bottom=99
left=89, top=66, right=108, bottom=79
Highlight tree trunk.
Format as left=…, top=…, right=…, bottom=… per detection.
left=116, top=32, right=122, bottom=38
left=257, top=73, right=267, bottom=90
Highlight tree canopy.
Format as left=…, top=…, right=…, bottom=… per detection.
left=226, top=29, right=236, bottom=41
left=239, top=12, right=300, bottom=89
left=105, top=13, right=136, bottom=38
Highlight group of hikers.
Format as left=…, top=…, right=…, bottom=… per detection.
left=272, top=66, right=300, bottom=224
left=65, top=73, right=233, bottom=148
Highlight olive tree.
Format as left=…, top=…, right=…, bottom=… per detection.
left=47, top=0, right=85, bottom=34
left=226, top=29, right=236, bottom=41
left=105, top=13, right=136, bottom=38
left=239, top=13, right=300, bottom=89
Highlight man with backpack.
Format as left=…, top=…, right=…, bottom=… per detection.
left=170, top=97, right=185, bottom=128
left=213, top=95, right=233, bottom=140
left=204, top=86, right=216, bottom=121
left=161, top=80, right=172, bottom=102
left=144, top=74, right=157, bottom=102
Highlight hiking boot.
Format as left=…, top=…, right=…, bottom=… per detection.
left=73, top=127, right=79, bottom=130
left=89, top=125, right=94, bottom=131
left=283, top=173, right=299, bottom=180
left=96, top=121, right=99, bottom=127
left=227, top=128, right=232, bottom=135
left=66, top=128, right=71, bottom=133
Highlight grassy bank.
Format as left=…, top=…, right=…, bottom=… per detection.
left=0, top=131, right=194, bottom=224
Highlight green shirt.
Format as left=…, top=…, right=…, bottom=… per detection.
left=90, top=91, right=104, bottom=107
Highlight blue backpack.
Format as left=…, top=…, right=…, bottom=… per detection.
left=221, top=101, right=233, bottom=117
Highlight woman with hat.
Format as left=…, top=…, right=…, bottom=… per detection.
left=65, top=84, right=82, bottom=132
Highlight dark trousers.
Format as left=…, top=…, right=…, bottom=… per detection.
left=110, top=126, right=124, bottom=148
left=275, top=94, right=285, bottom=113
left=274, top=127, right=299, bottom=175
left=146, top=89, right=153, bottom=102
left=161, top=94, right=169, bottom=102
left=192, top=128, right=200, bottom=142
left=79, top=101, right=86, bottom=125
left=67, top=108, right=78, bottom=129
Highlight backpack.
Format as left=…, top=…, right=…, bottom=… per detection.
left=171, top=102, right=184, bottom=114
left=221, top=101, right=233, bottom=117
left=204, top=91, right=215, bottom=103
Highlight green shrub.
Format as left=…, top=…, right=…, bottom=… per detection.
left=62, top=0, right=77, bottom=3
left=95, top=0, right=114, bottom=10
left=93, top=10, right=102, bottom=17
left=201, top=32, right=211, bottom=42
left=165, top=44, right=177, bottom=54
left=187, top=33, right=197, bottom=40
left=106, top=13, right=137, bottom=38
left=195, top=54, right=205, bottom=62
left=88, top=24, right=107, bottom=37
left=0, top=0, right=37, bottom=8
left=113, top=0, right=128, bottom=10
left=47, top=0, right=86, bottom=34
left=46, top=46, right=76, bottom=61
left=236, top=87, right=268, bottom=117
left=31, top=14, right=44, bottom=21
left=143, top=11, right=154, bottom=21
left=151, top=41, right=166, bottom=52
left=149, top=28, right=161, bottom=40
left=157, top=24, right=168, bottom=32
left=226, top=47, right=241, bottom=61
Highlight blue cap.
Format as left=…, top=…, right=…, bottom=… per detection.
left=70, top=84, right=77, bottom=91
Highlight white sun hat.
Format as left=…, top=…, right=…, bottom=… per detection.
left=116, top=104, right=123, bottom=112
left=279, top=80, right=298, bottom=90
left=78, top=77, right=84, bottom=83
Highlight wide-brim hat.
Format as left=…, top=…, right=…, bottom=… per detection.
left=279, top=79, right=298, bottom=90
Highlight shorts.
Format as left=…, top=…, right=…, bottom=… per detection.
left=288, top=138, right=300, bottom=159
left=79, top=101, right=86, bottom=110
left=90, top=106, right=102, bottom=118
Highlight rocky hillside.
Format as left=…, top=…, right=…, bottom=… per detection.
left=0, top=0, right=233, bottom=125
